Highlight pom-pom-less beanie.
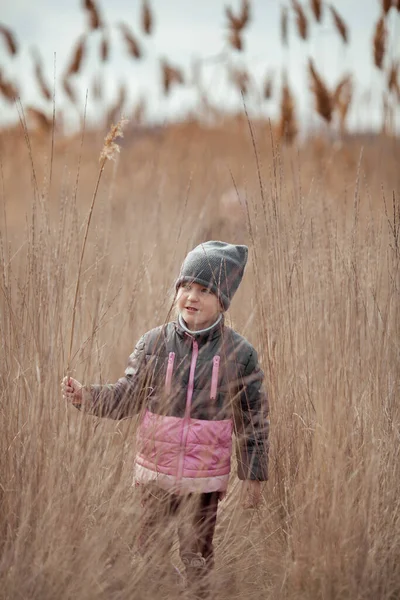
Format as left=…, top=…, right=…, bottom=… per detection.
left=175, top=241, right=248, bottom=310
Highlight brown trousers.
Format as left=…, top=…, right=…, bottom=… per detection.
left=137, top=483, right=220, bottom=578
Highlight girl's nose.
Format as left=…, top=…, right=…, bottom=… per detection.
left=187, top=289, right=199, bottom=301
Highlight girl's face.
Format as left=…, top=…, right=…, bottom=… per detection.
left=176, top=282, right=222, bottom=331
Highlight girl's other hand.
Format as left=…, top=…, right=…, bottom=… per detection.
left=241, top=480, right=262, bottom=510
left=61, top=376, right=83, bottom=405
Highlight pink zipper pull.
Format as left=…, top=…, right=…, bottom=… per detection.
left=165, top=351, right=175, bottom=394
left=210, top=355, right=220, bottom=400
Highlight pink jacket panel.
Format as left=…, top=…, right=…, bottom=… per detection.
left=136, top=409, right=233, bottom=478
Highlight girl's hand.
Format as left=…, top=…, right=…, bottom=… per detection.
left=241, top=480, right=262, bottom=509
left=61, top=376, right=83, bottom=405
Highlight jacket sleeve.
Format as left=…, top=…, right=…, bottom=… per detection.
left=80, top=335, right=147, bottom=420
left=234, top=348, right=270, bottom=480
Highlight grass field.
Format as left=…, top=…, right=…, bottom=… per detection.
left=0, top=117, right=399, bottom=599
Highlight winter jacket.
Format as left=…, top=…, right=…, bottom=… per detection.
left=81, top=317, right=269, bottom=494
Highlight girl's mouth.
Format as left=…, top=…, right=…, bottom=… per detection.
left=185, top=307, right=198, bottom=312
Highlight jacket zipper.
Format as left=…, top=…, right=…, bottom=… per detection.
left=165, top=351, right=175, bottom=394
left=176, top=338, right=199, bottom=485
left=210, top=355, right=220, bottom=400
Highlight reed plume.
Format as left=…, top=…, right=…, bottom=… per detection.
left=0, top=24, right=18, bottom=55
left=310, top=0, right=323, bottom=23
left=329, top=6, right=348, bottom=44
left=31, top=48, right=52, bottom=101
left=100, top=32, right=109, bottom=62
left=292, top=1, right=308, bottom=41
left=83, top=0, right=102, bottom=30
left=26, top=106, right=52, bottom=132
left=0, top=69, right=18, bottom=102
left=278, top=75, right=297, bottom=143
left=280, top=6, right=289, bottom=46
left=161, top=59, right=184, bottom=95
left=119, top=23, right=142, bottom=59
left=66, top=36, right=86, bottom=76
left=373, top=16, right=386, bottom=70
left=308, top=58, right=333, bottom=123
left=141, top=0, right=153, bottom=35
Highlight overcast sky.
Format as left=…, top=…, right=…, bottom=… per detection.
left=1, top=1, right=399, bottom=132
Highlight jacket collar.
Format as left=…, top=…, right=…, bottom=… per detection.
left=175, top=314, right=224, bottom=342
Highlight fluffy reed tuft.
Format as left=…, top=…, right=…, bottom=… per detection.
left=280, top=6, right=289, bottom=46
left=0, top=69, right=18, bottom=102
left=329, top=5, right=348, bottom=44
left=278, top=75, right=297, bottom=143
left=141, top=0, right=153, bottom=35
left=31, top=48, right=52, bottom=101
left=119, top=23, right=142, bottom=59
left=161, top=59, right=184, bottom=95
left=308, top=58, right=333, bottom=123
left=100, top=117, right=129, bottom=162
left=83, top=0, right=102, bottom=30
left=373, top=16, right=386, bottom=70
left=66, top=36, right=86, bottom=76
left=292, top=0, right=308, bottom=41
left=0, top=24, right=18, bottom=56
left=310, top=0, right=323, bottom=23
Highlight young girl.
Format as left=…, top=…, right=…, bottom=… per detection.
left=62, top=241, right=269, bottom=593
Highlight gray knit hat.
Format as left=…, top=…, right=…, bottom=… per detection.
left=175, top=241, right=248, bottom=310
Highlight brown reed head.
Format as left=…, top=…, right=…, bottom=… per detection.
left=308, top=58, right=333, bottom=123
left=280, top=6, right=289, bottom=46
left=333, top=75, right=352, bottom=132
left=31, top=48, right=52, bottom=101
left=0, top=69, right=18, bottom=102
left=83, top=0, right=102, bottom=30
left=310, top=0, right=323, bottom=23
left=278, top=74, right=297, bottom=143
left=66, top=36, right=86, bottom=76
left=292, top=0, right=308, bottom=41
left=161, top=60, right=184, bottom=95
left=388, top=62, right=400, bottom=99
left=0, top=24, right=18, bottom=55
left=141, top=0, right=153, bottom=35
left=119, top=23, right=142, bottom=59
left=329, top=6, right=349, bottom=44
left=373, top=16, right=386, bottom=70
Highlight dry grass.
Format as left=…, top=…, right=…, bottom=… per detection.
left=0, top=113, right=399, bottom=600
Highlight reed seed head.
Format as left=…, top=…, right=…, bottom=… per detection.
left=119, top=23, right=142, bottom=60
left=278, top=74, right=297, bottom=144
left=308, top=58, right=333, bottom=123
left=373, top=16, right=386, bottom=70
left=83, top=0, right=102, bottom=30
left=141, top=0, right=153, bottom=35
left=0, top=24, right=18, bottom=55
left=0, top=69, right=18, bottom=102
left=280, top=6, right=289, bottom=46
left=329, top=6, right=349, bottom=44
left=161, top=59, right=184, bottom=95
left=310, top=0, right=323, bottom=23
left=292, top=0, right=308, bottom=41
left=100, top=117, right=129, bottom=162
left=66, top=36, right=86, bottom=76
